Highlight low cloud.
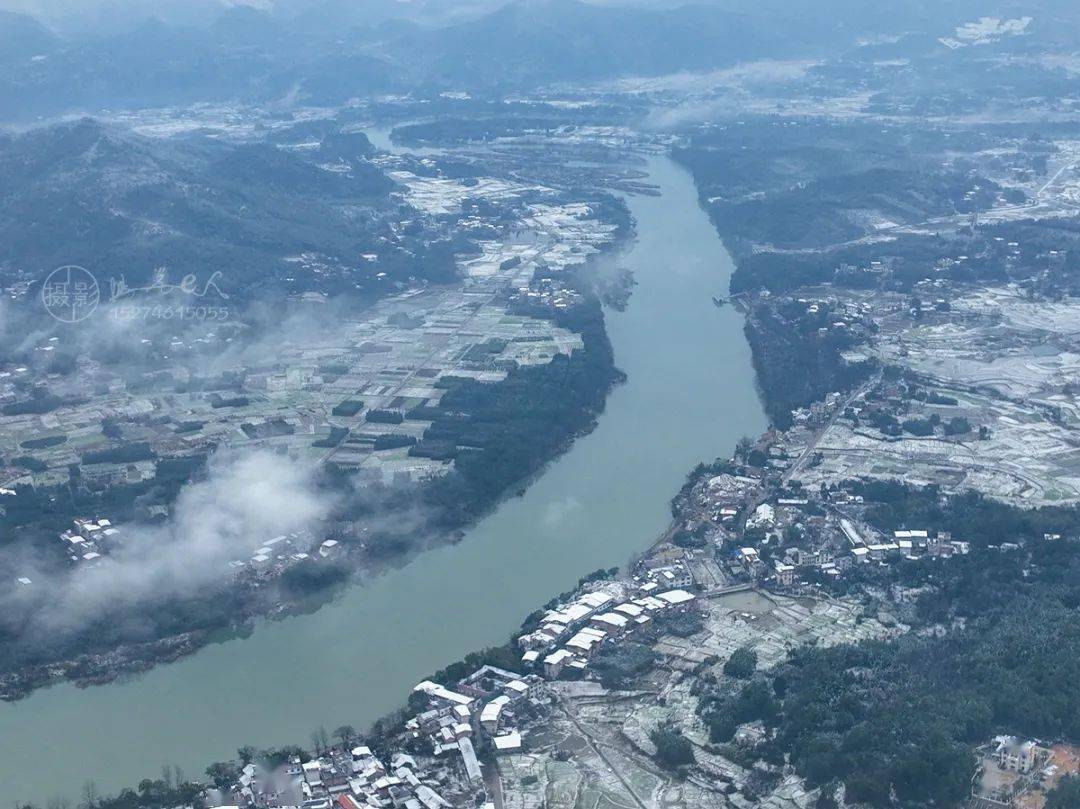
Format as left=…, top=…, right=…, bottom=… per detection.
left=23, top=448, right=335, bottom=636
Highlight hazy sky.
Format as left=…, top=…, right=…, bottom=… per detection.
left=0, top=0, right=490, bottom=35
left=0, top=0, right=251, bottom=32
left=0, top=0, right=260, bottom=11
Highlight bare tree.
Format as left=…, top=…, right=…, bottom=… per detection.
left=80, top=781, right=98, bottom=809
left=310, top=725, right=330, bottom=756
left=334, top=725, right=357, bottom=749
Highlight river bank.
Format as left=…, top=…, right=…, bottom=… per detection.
left=0, top=288, right=623, bottom=703
left=0, top=152, right=765, bottom=806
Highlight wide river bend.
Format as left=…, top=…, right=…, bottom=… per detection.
left=0, top=153, right=765, bottom=804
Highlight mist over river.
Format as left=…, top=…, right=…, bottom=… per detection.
left=0, top=154, right=765, bottom=804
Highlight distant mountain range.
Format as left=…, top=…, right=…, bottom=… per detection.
left=4, top=0, right=1080, bottom=119
left=0, top=0, right=824, bottom=117
left=0, top=9, right=56, bottom=60
left=394, top=0, right=779, bottom=86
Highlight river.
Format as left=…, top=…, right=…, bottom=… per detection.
left=0, top=153, right=765, bottom=805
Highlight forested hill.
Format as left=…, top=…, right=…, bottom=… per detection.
left=0, top=119, right=459, bottom=300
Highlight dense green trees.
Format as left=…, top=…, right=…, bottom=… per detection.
left=421, top=296, right=621, bottom=526
left=650, top=726, right=695, bottom=770
left=943, top=416, right=971, bottom=435
left=365, top=409, right=404, bottom=424
left=853, top=481, right=1080, bottom=550
left=744, top=300, right=874, bottom=427
left=723, top=646, right=758, bottom=679
left=592, top=642, right=658, bottom=690
left=1047, top=775, right=1080, bottom=808
left=699, top=676, right=780, bottom=744
left=428, top=642, right=525, bottom=686
left=86, top=778, right=204, bottom=809
left=331, top=399, right=364, bottom=417
left=902, top=417, right=935, bottom=436
left=694, top=482, right=1080, bottom=807
left=372, top=434, right=417, bottom=450
left=657, top=611, right=704, bottom=638
left=759, top=558, right=1080, bottom=806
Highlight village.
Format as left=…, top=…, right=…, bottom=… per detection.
left=200, top=551, right=901, bottom=809
left=194, top=459, right=1079, bottom=809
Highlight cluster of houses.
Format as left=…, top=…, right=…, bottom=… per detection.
left=55, top=518, right=334, bottom=580
left=230, top=667, right=550, bottom=809
left=846, top=527, right=971, bottom=566
left=38, top=516, right=351, bottom=597
left=243, top=530, right=328, bottom=576
left=636, top=553, right=694, bottom=590
left=971, top=736, right=1065, bottom=808
left=219, top=583, right=707, bottom=809
left=509, top=275, right=584, bottom=315
left=516, top=585, right=699, bottom=679
left=731, top=546, right=798, bottom=587
left=790, top=391, right=848, bottom=430
left=722, top=493, right=984, bottom=594
left=697, top=471, right=762, bottom=528
left=59, top=516, right=120, bottom=567
left=410, top=665, right=545, bottom=765
left=231, top=745, right=467, bottom=809
left=995, top=737, right=1041, bottom=774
